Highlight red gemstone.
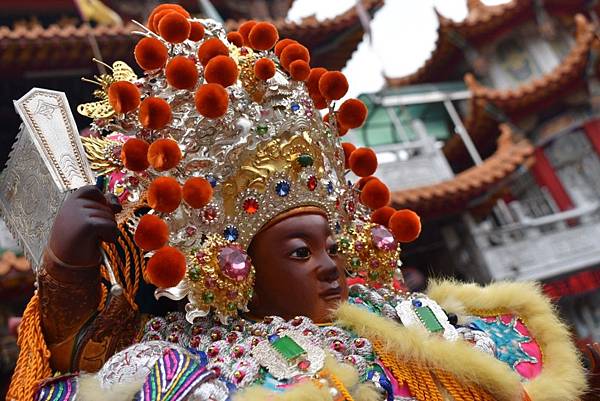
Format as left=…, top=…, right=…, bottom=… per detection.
left=190, top=335, right=201, bottom=348
left=240, top=47, right=249, bottom=55
left=243, top=198, right=259, bottom=214
left=128, top=176, right=140, bottom=186
left=204, top=277, right=217, bottom=289
left=307, top=176, right=317, bottom=191
left=207, top=345, right=220, bottom=357
left=203, top=207, right=218, bottom=222
left=370, top=259, right=380, bottom=268
left=233, top=345, right=245, bottom=358
left=195, top=251, right=206, bottom=263
left=186, top=226, right=197, bottom=236
left=354, top=338, right=365, bottom=348
left=291, top=317, right=303, bottom=326
left=332, top=340, right=346, bottom=352
left=354, top=241, right=365, bottom=251
left=227, top=332, right=239, bottom=343
left=192, top=326, right=205, bottom=335
left=346, top=201, right=355, bottom=214
left=298, top=359, right=311, bottom=371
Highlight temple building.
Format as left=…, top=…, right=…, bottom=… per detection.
left=349, top=0, right=600, bottom=343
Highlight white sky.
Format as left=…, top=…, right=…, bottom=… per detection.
left=287, top=0, right=509, bottom=99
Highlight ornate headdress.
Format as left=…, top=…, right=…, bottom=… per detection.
left=79, top=4, right=421, bottom=322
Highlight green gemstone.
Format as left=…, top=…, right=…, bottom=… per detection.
left=351, top=257, right=361, bottom=268
left=188, top=267, right=201, bottom=281
left=414, top=306, right=444, bottom=333
left=272, top=335, right=305, bottom=361
left=339, top=238, right=350, bottom=249
left=297, top=154, right=314, bottom=167
left=228, top=302, right=237, bottom=311
left=257, top=125, right=268, bottom=135
left=368, top=271, right=379, bottom=280
left=202, top=291, right=215, bottom=304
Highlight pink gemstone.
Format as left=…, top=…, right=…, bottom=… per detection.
left=354, top=241, right=365, bottom=251
left=204, top=277, right=217, bottom=289
left=298, top=359, right=311, bottom=371
left=370, top=259, right=379, bottom=268
left=186, top=226, right=197, bottom=236
left=240, top=47, right=249, bottom=55
left=371, top=226, right=397, bottom=251
left=227, top=290, right=238, bottom=300
left=332, top=340, right=346, bottom=352
left=195, top=251, right=206, bottom=263
left=218, top=246, right=251, bottom=281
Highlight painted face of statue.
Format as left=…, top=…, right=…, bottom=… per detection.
left=247, top=211, right=349, bottom=323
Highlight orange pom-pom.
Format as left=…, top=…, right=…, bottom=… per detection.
left=148, top=4, right=189, bottom=32
left=227, top=31, right=244, bottom=47
left=341, top=142, right=356, bottom=169
left=274, top=38, right=297, bottom=57
left=389, top=209, right=421, bottom=243
left=360, top=178, right=390, bottom=209
left=158, top=11, right=191, bottom=43
left=204, top=56, right=239, bottom=87
left=307, top=67, right=327, bottom=95
left=134, top=214, right=169, bottom=251
left=254, top=58, right=275, bottom=80
left=338, top=99, right=368, bottom=129
left=289, top=60, right=310, bottom=81
left=182, top=177, right=213, bottom=208
left=194, top=83, right=229, bottom=118
left=248, top=22, right=279, bottom=50
left=197, top=37, right=229, bottom=66
left=311, top=93, right=328, bottom=110
left=280, top=43, right=310, bottom=70
left=147, top=138, right=182, bottom=171
left=349, top=147, right=378, bottom=177
left=165, top=56, right=198, bottom=90
left=189, top=22, right=205, bottom=41
left=238, top=20, right=257, bottom=45
left=371, top=206, right=396, bottom=226
left=108, top=81, right=140, bottom=114
left=121, top=138, right=149, bottom=172
left=357, top=175, right=377, bottom=189
left=134, top=37, right=168, bottom=70
left=337, top=118, right=349, bottom=137
left=146, top=246, right=186, bottom=288
left=319, top=71, right=348, bottom=101
left=147, top=176, right=182, bottom=213
left=139, top=97, right=172, bottom=130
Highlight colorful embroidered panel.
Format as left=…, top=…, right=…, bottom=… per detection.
left=471, top=314, right=543, bottom=380
left=35, top=376, right=78, bottom=401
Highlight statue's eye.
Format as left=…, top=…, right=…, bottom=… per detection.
left=290, top=247, right=311, bottom=259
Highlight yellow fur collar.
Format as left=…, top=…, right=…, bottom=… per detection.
left=427, top=280, right=587, bottom=401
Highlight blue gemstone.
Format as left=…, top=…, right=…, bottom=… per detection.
left=412, top=299, right=423, bottom=308
left=268, top=334, right=280, bottom=343
left=206, top=175, right=217, bottom=187
left=275, top=180, right=290, bottom=197
left=335, top=221, right=341, bottom=234
left=224, top=226, right=239, bottom=242
left=291, top=102, right=300, bottom=112
left=327, top=181, right=334, bottom=194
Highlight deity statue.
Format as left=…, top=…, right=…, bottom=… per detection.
left=6, top=5, right=587, bottom=401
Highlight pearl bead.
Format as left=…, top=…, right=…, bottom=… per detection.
left=329, top=387, right=339, bottom=398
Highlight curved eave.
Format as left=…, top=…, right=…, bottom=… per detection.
left=465, top=14, right=593, bottom=112
left=392, top=125, right=534, bottom=218
left=226, top=0, right=383, bottom=70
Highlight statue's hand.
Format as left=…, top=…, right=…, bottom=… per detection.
left=48, top=185, right=121, bottom=267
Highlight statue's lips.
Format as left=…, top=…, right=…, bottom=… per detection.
left=320, top=281, right=342, bottom=300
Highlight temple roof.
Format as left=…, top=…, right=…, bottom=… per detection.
left=443, top=13, right=594, bottom=167
left=392, top=124, right=534, bottom=218
left=0, top=0, right=382, bottom=76
left=385, top=0, right=595, bottom=88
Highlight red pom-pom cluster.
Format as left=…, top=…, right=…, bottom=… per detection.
left=360, top=178, right=390, bottom=210
left=204, top=56, right=239, bottom=87
left=341, top=142, right=356, bottom=169
left=388, top=209, right=421, bottom=243
left=147, top=4, right=190, bottom=33
left=147, top=138, right=182, bottom=171
left=198, top=38, right=229, bottom=66
left=121, top=138, right=149, bottom=172
left=146, top=246, right=187, bottom=288
left=134, top=214, right=169, bottom=251
left=134, top=37, right=168, bottom=70
left=254, top=58, right=275, bottom=81
left=166, top=56, right=198, bottom=90
left=338, top=99, right=368, bottom=129
left=147, top=176, right=182, bottom=213
left=108, top=81, right=140, bottom=114
left=349, top=147, right=378, bottom=177
left=158, top=11, right=191, bottom=43
left=194, top=83, right=229, bottom=118
left=275, top=39, right=296, bottom=57
left=183, top=177, right=213, bottom=208
left=280, top=44, right=310, bottom=70
left=248, top=22, right=279, bottom=50
left=139, top=97, right=172, bottom=130
left=371, top=206, right=396, bottom=226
